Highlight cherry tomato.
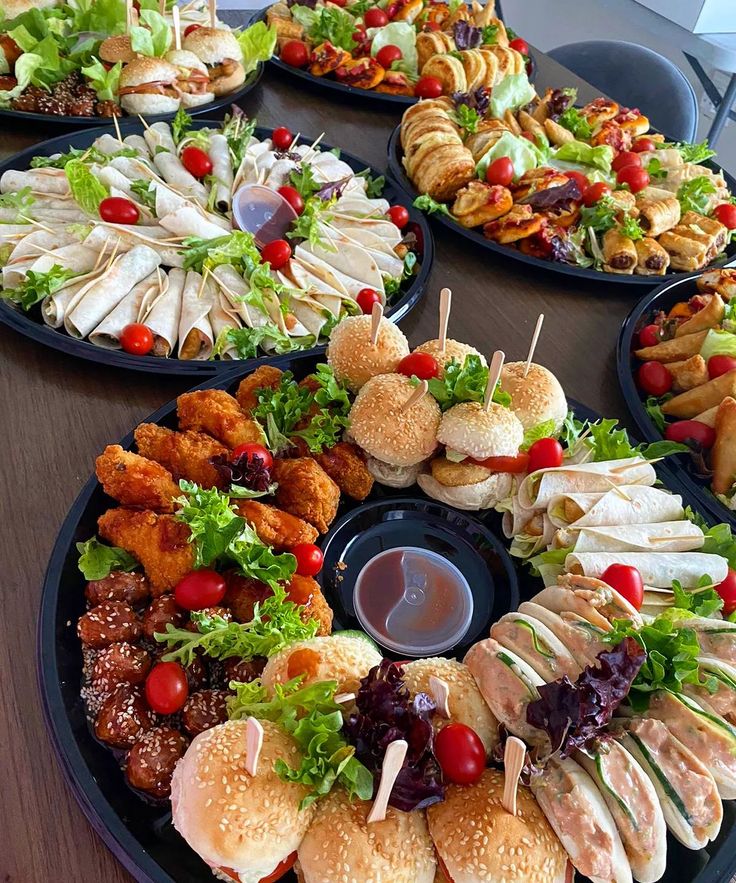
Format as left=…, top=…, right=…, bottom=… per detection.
left=664, top=419, right=715, bottom=449
left=638, top=323, right=661, bottom=348
left=330, top=0, right=347, bottom=6
left=527, top=437, right=564, bottom=472
left=183, top=23, right=201, bottom=37
left=397, top=351, right=440, bottom=380
left=565, top=170, right=589, bottom=195
left=714, top=203, right=736, bottom=230
left=357, top=287, right=381, bottom=313
left=292, top=543, right=324, bottom=577
left=509, top=37, right=529, bottom=56
left=364, top=7, right=389, bottom=27
left=601, top=564, right=644, bottom=610
left=376, top=44, right=402, bottom=68
left=423, top=19, right=441, bottom=31
left=632, top=137, right=656, bottom=153
left=485, top=156, right=514, bottom=187
left=280, top=39, right=309, bottom=67
left=611, top=151, right=642, bottom=173
left=708, top=354, right=736, bottom=379
left=521, top=130, right=536, bottom=143
left=414, top=75, right=443, bottom=99
left=617, top=164, right=650, bottom=193
left=385, top=1, right=400, bottom=17
left=261, top=238, right=292, bottom=270
left=99, top=196, right=139, bottom=225
left=434, top=723, right=485, bottom=785
left=181, top=145, right=213, bottom=179
left=387, top=204, right=409, bottom=228
left=582, top=181, right=612, bottom=206
left=468, top=453, right=530, bottom=473
left=272, top=126, right=293, bottom=151
left=145, top=662, right=189, bottom=715
left=258, top=853, right=297, bottom=883
left=277, top=185, right=305, bottom=215
left=716, top=569, right=736, bottom=617
left=637, top=360, right=672, bottom=396
left=120, top=323, right=153, bottom=356
left=175, top=569, right=227, bottom=611
left=231, top=442, right=274, bottom=470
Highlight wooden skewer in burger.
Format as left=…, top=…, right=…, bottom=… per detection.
left=412, top=287, right=487, bottom=378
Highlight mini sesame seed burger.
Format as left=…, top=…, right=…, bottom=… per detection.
left=183, top=27, right=245, bottom=96
left=499, top=362, right=568, bottom=432
left=170, top=719, right=315, bottom=882
left=99, top=34, right=137, bottom=64
left=348, top=373, right=441, bottom=487
left=327, top=315, right=410, bottom=393
left=295, top=788, right=437, bottom=883
left=165, top=49, right=215, bottom=107
left=118, top=57, right=182, bottom=115
left=261, top=634, right=383, bottom=696
left=427, top=768, right=569, bottom=883
left=413, top=339, right=487, bottom=379
left=417, top=401, right=524, bottom=510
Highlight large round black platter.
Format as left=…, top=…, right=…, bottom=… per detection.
left=617, top=271, right=736, bottom=529
left=0, top=66, right=262, bottom=128
left=250, top=5, right=536, bottom=109
left=0, top=119, right=432, bottom=375
left=386, top=123, right=736, bottom=287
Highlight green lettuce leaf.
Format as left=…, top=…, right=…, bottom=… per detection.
left=291, top=5, right=356, bottom=52
left=81, top=58, right=122, bottom=101
left=700, top=328, right=736, bottom=362
left=426, top=354, right=511, bottom=411
left=412, top=193, right=452, bottom=218
left=557, top=106, right=592, bottom=140
left=237, top=21, right=277, bottom=75
left=553, top=140, right=613, bottom=172
left=475, top=130, right=541, bottom=181
left=369, top=21, right=417, bottom=76
left=76, top=536, right=138, bottom=580
left=65, top=159, right=108, bottom=216
left=130, top=9, right=171, bottom=57
left=2, top=264, right=78, bottom=310
left=489, top=70, right=535, bottom=118
left=677, top=175, right=716, bottom=215
left=0, top=52, right=42, bottom=106
left=521, top=419, right=558, bottom=451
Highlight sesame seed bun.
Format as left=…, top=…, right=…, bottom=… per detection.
left=499, top=362, right=568, bottom=432
left=427, top=769, right=569, bottom=883
left=327, top=316, right=409, bottom=392
left=349, top=373, right=441, bottom=467
left=119, top=58, right=181, bottom=115
left=183, top=27, right=243, bottom=65
left=261, top=634, right=383, bottom=696
left=296, top=789, right=437, bottom=883
left=413, top=339, right=486, bottom=379
left=400, top=658, right=499, bottom=755
left=165, top=48, right=209, bottom=76
left=417, top=469, right=514, bottom=511
left=437, top=401, right=524, bottom=460
left=99, top=35, right=137, bottom=64
left=170, top=719, right=314, bottom=880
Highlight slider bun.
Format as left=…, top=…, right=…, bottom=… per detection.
left=438, top=401, right=524, bottom=459
left=211, top=61, right=246, bottom=96
left=165, top=49, right=208, bottom=75
left=327, top=315, right=409, bottom=392
left=180, top=90, right=216, bottom=108
left=500, top=361, right=568, bottom=431
left=99, top=35, right=136, bottom=64
left=170, top=719, right=314, bottom=880
left=183, top=27, right=244, bottom=65
left=366, top=456, right=422, bottom=488
left=297, top=789, right=437, bottom=883
left=119, top=57, right=179, bottom=89
left=428, top=769, right=569, bottom=883
left=120, top=92, right=181, bottom=115
left=417, top=469, right=513, bottom=510
left=413, top=338, right=486, bottom=377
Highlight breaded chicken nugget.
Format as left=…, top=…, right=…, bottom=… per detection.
left=232, top=500, right=319, bottom=551
left=134, top=424, right=227, bottom=489
left=177, top=389, right=266, bottom=449
left=235, top=365, right=284, bottom=414
left=95, top=445, right=179, bottom=512
left=272, top=458, right=340, bottom=534
left=223, top=572, right=332, bottom=636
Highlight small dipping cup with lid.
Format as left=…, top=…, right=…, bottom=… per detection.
left=232, top=184, right=298, bottom=247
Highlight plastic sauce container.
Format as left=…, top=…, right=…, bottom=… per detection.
left=232, top=184, right=298, bottom=247
left=354, top=547, right=473, bottom=657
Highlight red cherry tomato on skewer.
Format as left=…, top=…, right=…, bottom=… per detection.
left=364, top=7, right=389, bottom=27
left=387, top=205, right=409, bottom=228
left=632, top=137, right=656, bottom=153
left=637, top=361, right=672, bottom=396
left=638, top=323, right=660, bottom=348
left=272, top=126, right=294, bottom=151
left=397, top=351, right=440, bottom=380
left=120, top=323, right=154, bottom=356
left=617, top=164, right=650, bottom=193
left=434, top=723, right=485, bottom=785
left=664, top=420, right=715, bottom=449
left=509, top=37, right=529, bottom=56
left=231, top=443, right=274, bottom=470
left=181, top=146, right=213, bottom=179
left=714, top=203, right=736, bottom=230
left=100, top=196, right=139, bottom=225
left=582, top=181, right=611, bottom=206
left=145, top=662, right=189, bottom=715
left=527, top=438, right=564, bottom=472
left=601, top=564, right=644, bottom=610
left=280, top=40, right=309, bottom=67
left=277, top=185, right=305, bottom=215
left=175, top=569, right=227, bottom=611
left=292, top=543, right=324, bottom=577
left=414, top=75, right=443, bottom=99
left=183, top=23, right=201, bottom=37
left=485, top=156, right=514, bottom=187
left=708, top=354, right=736, bottom=379
left=611, top=151, right=642, bottom=173
left=716, top=569, right=736, bottom=616
left=376, top=44, right=402, bottom=68
left=357, top=287, right=382, bottom=313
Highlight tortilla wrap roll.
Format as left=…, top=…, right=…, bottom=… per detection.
left=490, top=611, right=581, bottom=682
left=83, top=224, right=185, bottom=268
left=5, top=229, right=77, bottom=263
left=153, top=152, right=208, bottom=205
left=143, top=267, right=185, bottom=357
left=712, top=397, right=736, bottom=495
left=296, top=242, right=385, bottom=299
left=97, top=165, right=138, bottom=199
left=318, top=222, right=404, bottom=277
left=42, top=276, right=100, bottom=328
left=508, top=511, right=556, bottom=559
left=159, top=205, right=226, bottom=240
left=123, top=134, right=151, bottom=158
left=178, top=270, right=214, bottom=360
left=89, top=273, right=160, bottom=348
left=110, top=156, right=160, bottom=182
left=519, top=458, right=657, bottom=509
left=65, top=245, right=162, bottom=339
left=211, top=265, right=271, bottom=328
left=547, top=485, right=684, bottom=529
left=92, top=133, right=127, bottom=155
left=565, top=550, right=729, bottom=588
left=0, top=168, right=71, bottom=196
left=291, top=253, right=350, bottom=298
left=556, top=520, right=704, bottom=555
left=143, top=121, right=177, bottom=155
left=531, top=579, right=641, bottom=629
left=685, top=656, right=736, bottom=725
left=208, top=133, right=234, bottom=212
left=207, top=284, right=243, bottom=359
left=0, top=225, right=47, bottom=245
left=517, top=601, right=610, bottom=668
left=285, top=296, right=327, bottom=339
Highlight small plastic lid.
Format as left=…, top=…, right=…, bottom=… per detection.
left=231, top=183, right=298, bottom=247
left=354, top=547, right=473, bottom=657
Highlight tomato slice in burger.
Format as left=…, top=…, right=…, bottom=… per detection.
left=259, top=853, right=298, bottom=883
left=468, top=453, right=530, bottom=473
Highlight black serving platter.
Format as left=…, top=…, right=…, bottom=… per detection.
left=617, top=271, right=736, bottom=528
left=251, top=5, right=536, bottom=109
left=37, top=358, right=736, bottom=883
left=0, top=118, right=432, bottom=375
left=387, top=123, right=736, bottom=288
left=0, top=66, right=263, bottom=128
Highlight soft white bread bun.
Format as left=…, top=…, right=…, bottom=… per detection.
left=119, top=58, right=181, bottom=115
left=428, top=769, right=569, bottom=883
left=413, top=339, right=486, bottom=378
left=183, top=27, right=244, bottom=65
left=327, top=315, right=409, bottom=392
left=437, top=401, right=524, bottom=460
left=297, top=789, right=437, bottom=883
left=165, top=48, right=208, bottom=76
left=349, top=373, right=441, bottom=467
left=500, top=361, right=568, bottom=431
left=261, top=634, right=382, bottom=695
left=180, top=90, right=216, bottom=108
left=366, top=456, right=422, bottom=488
left=121, top=91, right=181, bottom=114
left=401, top=657, right=499, bottom=754
left=99, top=34, right=137, bottom=64
left=417, top=470, right=513, bottom=510
left=170, top=719, right=314, bottom=881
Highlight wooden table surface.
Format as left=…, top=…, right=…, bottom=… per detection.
left=0, top=26, right=644, bottom=883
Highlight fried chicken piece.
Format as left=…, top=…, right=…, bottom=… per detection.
left=177, top=389, right=265, bottom=449
left=223, top=572, right=332, bottom=636
left=291, top=438, right=374, bottom=501
left=134, top=424, right=227, bottom=490
left=95, top=445, right=179, bottom=512
left=235, top=365, right=284, bottom=414
left=233, top=500, right=319, bottom=551
left=272, top=457, right=340, bottom=533
left=98, top=508, right=194, bottom=596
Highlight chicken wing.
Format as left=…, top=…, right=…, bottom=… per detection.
left=95, top=445, right=179, bottom=512
left=134, top=423, right=227, bottom=489
left=98, top=508, right=194, bottom=596
left=233, top=500, right=319, bottom=550
left=235, top=365, right=284, bottom=414
left=292, top=438, right=374, bottom=501
left=223, top=571, right=332, bottom=636
left=177, top=389, right=266, bottom=449
left=272, top=457, right=340, bottom=534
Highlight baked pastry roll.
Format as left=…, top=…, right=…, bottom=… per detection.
left=458, top=49, right=487, bottom=91
left=680, top=211, right=728, bottom=260
left=658, top=229, right=709, bottom=271
left=403, top=115, right=460, bottom=148
left=518, top=109, right=545, bottom=138
left=676, top=293, right=725, bottom=337
left=465, top=121, right=510, bottom=162
left=667, top=354, right=709, bottom=392
left=713, top=397, right=736, bottom=496
left=483, top=204, right=545, bottom=243
left=413, top=145, right=476, bottom=202
left=581, top=97, right=619, bottom=126
left=602, top=228, right=637, bottom=274
left=485, top=45, right=515, bottom=82
left=637, top=185, right=677, bottom=203
left=452, top=181, right=513, bottom=227
left=637, top=196, right=681, bottom=237
left=417, top=32, right=455, bottom=72
left=478, top=49, right=499, bottom=86
left=544, top=118, right=575, bottom=146
left=698, top=269, right=736, bottom=302
left=406, top=133, right=467, bottom=180
left=662, top=371, right=736, bottom=419
left=609, top=190, right=638, bottom=216
left=635, top=330, right=708, bottom=363
left=421, top=54, right=467, bottom=93
left=634, top=238, right=670, bottom=275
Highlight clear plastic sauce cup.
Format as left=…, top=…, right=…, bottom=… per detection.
left=232, top=183, right=298, bottom=247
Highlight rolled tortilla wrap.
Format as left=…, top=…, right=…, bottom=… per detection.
left=547, top=485, right=683, bottom=529
left=110, top=156, right=160, bottom=182
left=143, top=267, right=185, bottom=357
left=295, top=245, right=384, bottom=301
left=89, top=273, right=159, bottom=348
left=123, top=134, right=152, bottom=158
left=143, top=121, right=177, bottom=155
left=178, top=270, right=214, bottom=360
left=557, top=520, right=704, bottom=554
left=206, top=283, right=242, bottom=358
left=97, top=165, right=137, bottom=198
left=159, top=205, right=226, bottom=240
left=0, top=168, right=70, bottom=196
left=290, top=254, right=350, bottom=298
left=29, top=244, right=104, bottom=276
left=0, top=225, right=39, bottom=244
left=208, top=133, right=233, bottom=212
left=83, top=224, right=185, bottom=268
left=42, top=276, right=99, bottom=328
left=65, top=245, right=161, bottom=339
left=565, top=550, right=729, bottom=588
left=154, top=152, right=207, bottom=204
left=211, top=264, right=271, bottom=327
left=5, top=230, right=77, bottom=264
left=92, top=133, right=126, bottom=155
left=519, top=458, right=656, bottom=509
left=300, top=239, right=385, bottom=296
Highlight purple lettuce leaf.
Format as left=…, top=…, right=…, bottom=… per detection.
left=521, top=178, right=582, bottom=213
left=451, top=86, right=490, bottom=115
left=453, top=21, right=482, bottom=50
left=210, top=451, right=273, bottom=492
left=316, top=174, right=352, bottom=201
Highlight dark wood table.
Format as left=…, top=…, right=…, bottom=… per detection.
left=0, top=25, right=642, bottom=882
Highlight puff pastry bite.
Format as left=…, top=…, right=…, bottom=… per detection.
left=634, top=238, right=670, bottom=276
left=667, top=354, right=709, bottom=392
left=420, top=54, right=467, bottom=93
left=637, top=196, right=681, bottom=237
left=413, top=146, right=477, bottom=202
left=483, top=204, right=545, bottom=243
left=602, top=228, right=637, bottom=274
left=458, top=49, right=488, bottom=92
left=713, top=397, right=736, bottom=496
left=581, top=97, right=620, bottom=126
left=452, top=181, right=513, bottom=227
left=698, top=269, right=736, bottom=302
left=416, top=31, right=455, bottom=72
